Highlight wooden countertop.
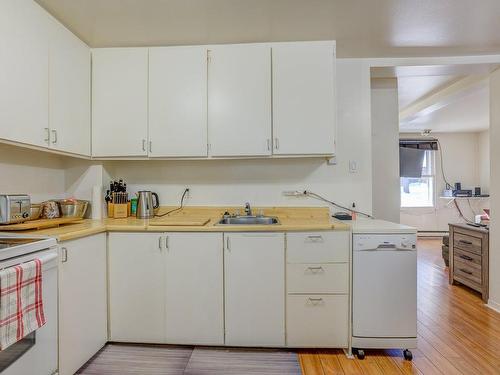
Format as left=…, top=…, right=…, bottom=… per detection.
left=20, top=206, right=350, bottom=242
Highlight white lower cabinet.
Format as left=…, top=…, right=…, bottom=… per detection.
left=108, top=232, right=165, bottom=343
left=58, top=233, right=107, bottom=375
left=286, top=231, right=350, bottom=348
left=287, top=295, right=348, bottom=347
left=224, top=233, right=285, bottom=347
left=164, top=233, right=224, bottom=345
left=108, top=232, right=224, bottom=345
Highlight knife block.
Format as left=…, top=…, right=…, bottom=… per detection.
left=113, top=203, right=128, bottom=219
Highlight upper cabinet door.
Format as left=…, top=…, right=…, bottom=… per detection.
left=92, top=48, right=148, bottom=157
left=208, top=44, right=272, bottom=157
left=0, top=0, right=50, bottom=147
left=149, top=46, right=208, bottom=157
left=272, top=42, right=336, bottom=155
left=49, top=20, right=91, bottom=156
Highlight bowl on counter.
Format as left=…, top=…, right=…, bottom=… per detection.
left=29, top=203, right=43, bottom=220
left=57, top=199, right=89, bottom=219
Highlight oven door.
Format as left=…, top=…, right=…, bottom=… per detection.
left=1, top=250, right=58, bottom=375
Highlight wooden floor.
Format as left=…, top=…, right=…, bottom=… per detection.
left=299, top=238, right=500, bottom=375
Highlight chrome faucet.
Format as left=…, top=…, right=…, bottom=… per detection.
left=244, top=202, right=252, bottom=216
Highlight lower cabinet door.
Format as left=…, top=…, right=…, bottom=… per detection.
left=286, top=294, right=348, bottom=348
left=224, top=233, right=285, bottom=346
left=164, top=233, right=224, bottom=345
left=108, top=232, right=165, bottom=343
left=59, top=233, right=107, bottom=375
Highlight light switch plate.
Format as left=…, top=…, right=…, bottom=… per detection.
left=349, top=160, right=358, bottom=173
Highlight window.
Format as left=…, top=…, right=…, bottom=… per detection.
left=400, top=150, right=435, bottom=208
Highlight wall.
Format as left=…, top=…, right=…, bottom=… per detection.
left=104, top=59, right=373, bottom=213
left=478, top=130, right=490, bottom=193
left=0, top=143, right=66, bottom=202
left=488, top=69, right=500, bottom=311
left=400, top=132, right=490, bottom=232
left=371, top=78, right=400, bottom=222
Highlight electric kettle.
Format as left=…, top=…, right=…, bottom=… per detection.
left=136, top=191, right=159, bottom=219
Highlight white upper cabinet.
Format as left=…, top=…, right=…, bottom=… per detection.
left=92, top=48, right=149, bottom=157
left=149, top=46, right=208, bottom=157
left=49, top=20, right=91, bottom=156
left=272, top=42, right=336, bottom=155
left=0, top=0, right=50, bottom=147
left=208, top=44, right=272, bottom=157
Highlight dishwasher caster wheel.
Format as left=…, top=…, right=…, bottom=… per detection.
left=403, top=349, right=413, bottom=361
left=357, top=349, right=365, bottom=360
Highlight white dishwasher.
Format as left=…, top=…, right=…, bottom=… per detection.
left=352, top=233, right=417, bottom=360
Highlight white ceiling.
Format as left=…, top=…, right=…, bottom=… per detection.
left=397, top=75, right=458, bottom=110
left=35, top=0, right=500, bottom=57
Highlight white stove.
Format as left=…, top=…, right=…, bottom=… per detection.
left=0, top=234, right=58, bottom=375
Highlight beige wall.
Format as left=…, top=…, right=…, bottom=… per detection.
left=478, top=130, right=490, bottom=193
left=371, top=78, right=400, bottom=222
left=400, top=132, right=490, bottom=232
left=0, top=143, right=66, bottom=202
left=488, top=69, right=500, bottom=311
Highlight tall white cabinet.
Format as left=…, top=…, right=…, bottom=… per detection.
left=272, top=42, right=336, bottom=155
left=149, top=46, right=208, bottom=157
left=208, top=44, right=272, bottom=157
left=0, top=0, right=50, bottom=148
left=58, top=233, right=107, bottom=375
left=49, top=20, right=91, bottom=156
left=224, top=233, right=285, bottom=346
left=92, top=48, right=149, bottom=157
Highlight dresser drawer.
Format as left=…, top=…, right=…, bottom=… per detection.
left=454, top=258, right=482, bottom=285
left=287, top=263, right=348, bottom=294
left=454, top=248, right=481, bottom=268
left=454, top=232, right=482, bottom=255
left=287, top=231, right=349, bottom=263
left=286, top=294, right=348, bottom=348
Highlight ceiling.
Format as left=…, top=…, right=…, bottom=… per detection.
left=35, top=0, right=500, bottom=57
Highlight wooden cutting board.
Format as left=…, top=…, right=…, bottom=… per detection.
left=0, top=217, right=83, bottom=231
left=148, top=217, right=210, bottom=226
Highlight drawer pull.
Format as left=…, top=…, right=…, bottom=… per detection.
left=459, top=255, right=474, bottom=261
left=458, top=240, right=473, bottom=245
left=306, top=235, right=323, bottom=243
left=308, top=297, right=324, bottom=305
left=459, top=268, right=473, bottom=275
left=307, top=266, right=324, bottom=273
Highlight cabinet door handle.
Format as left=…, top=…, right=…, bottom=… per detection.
left=267, top=139, right=271, bottom=151
left=459, top=254, right=473, bottom=261
left=308, top=297, right=323, bottom=305
left=61, top=247, right=68, bottom=263
left=307, top=266, right=324, bottom=273
left=165, top=235, right=169, bottom=250
left=459, top=239, right=472, bottom=245
left=226, top=236, right=230, bottom=251
left=44, top=128, right=50, bottom=143
left=149, top=141, right=152, bottom=153
left=142, top=139, right=146, bottom=151
left=274, top=138, right=279, bottom=150
left=51, top=129, right=57, bottom=144
left=459, top=268, right=473, bottom=275
left=158, top=237, right=163, bottom=250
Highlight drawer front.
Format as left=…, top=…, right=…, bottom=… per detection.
left=454, top=258, right=482, bottom=285
left=454, top=248, right=481, bottom=268
left=287, top=263, right=348, bottom=294
left=454, top=232, right=482, bottom=255
left=286, top=294, right=348, bottom=347
left=287, top=231, right=349, bottom=263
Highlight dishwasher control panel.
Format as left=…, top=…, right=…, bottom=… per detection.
left=353, top=234, right=417, bottom=251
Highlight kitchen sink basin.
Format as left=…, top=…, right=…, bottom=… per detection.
left=216, top=216, right=280, bottom=225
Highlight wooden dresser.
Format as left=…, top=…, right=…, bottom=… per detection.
left=449, top=223, right=489, bottom=302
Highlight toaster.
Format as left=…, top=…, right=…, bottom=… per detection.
left=0, top=195, right=31, bottom=224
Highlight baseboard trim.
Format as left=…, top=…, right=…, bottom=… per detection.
left=487, top=300, right=500, bottom=313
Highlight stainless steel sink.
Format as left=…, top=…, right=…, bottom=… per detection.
left=216, top=216, right=280, bottom=225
